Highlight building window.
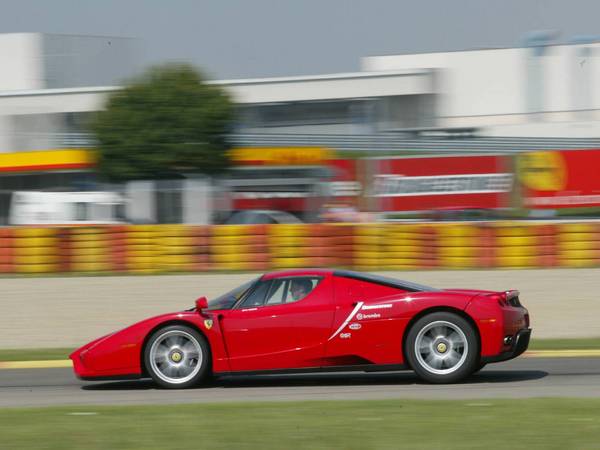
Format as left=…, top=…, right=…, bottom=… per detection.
left=238, top=100, right=373, bottom=128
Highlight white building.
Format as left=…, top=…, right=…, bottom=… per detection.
left=363, top=41, right=600, bottom=137
left=2, top=32, right=600, bottom=155
left=0, top=33, right=139, bottom=153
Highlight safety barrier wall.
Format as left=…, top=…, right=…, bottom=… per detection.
left=0, top=228, right=14, bottom=273
left=211, top=225, right=269, bottom=271
left=13, top=228, right=60, bottom=274
left=158, top=225, right=211, bottom=273
left=269, top=224, right=354, bottom=270
left=0, top=222, right=600, bottom=274
left=353, top=224, right=439, bottom=270
left=557, top=223, right=600, bottom=268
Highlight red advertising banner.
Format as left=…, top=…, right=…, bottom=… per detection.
left=518, top=150, right=600, bottom=209
left=371, top=155, right=513, bottom=212
left=327, top=159, right=361, bottom=205
left=229, top=158, right=360, bottom=213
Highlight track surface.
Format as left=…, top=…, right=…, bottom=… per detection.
left=1, top=357, right=599, bottom=407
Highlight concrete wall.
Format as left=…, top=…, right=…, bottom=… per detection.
left=0, top=88, right=114, bottom=152
left=0, top=268, right=598, bottom=349
left=363, top=42, right=600, bottom=129
left=0, top=33, right=139, bottom=92
left=0, top=87, right=114, bottom=115
left=218, top=70, right=435, bottom=104
left=0, top=33, right=43, bottom=91
left=363, top=48, right=526, bottom=119
left=42, top=34, right=140, bottom=89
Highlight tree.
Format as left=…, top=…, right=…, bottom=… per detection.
left=92, top=63, right=234, bottom=182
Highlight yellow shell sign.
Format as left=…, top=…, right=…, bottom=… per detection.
left=229, top=147, right=334, bottom=165
left=517, top=151, right=567, bottom=191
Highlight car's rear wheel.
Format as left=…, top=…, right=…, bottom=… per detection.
left=144, top=325, right=210, bottom=389
left=405, top=312, right=478, bottom=383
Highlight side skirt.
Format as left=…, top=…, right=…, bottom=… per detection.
left=77, top=374, right=142, bottom=381
left=214, top=363, right=409, bottom=377
left=79, top=364, right=410, bottom=382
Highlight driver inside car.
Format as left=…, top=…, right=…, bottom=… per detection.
left=290, top=278, right=313, bottom=301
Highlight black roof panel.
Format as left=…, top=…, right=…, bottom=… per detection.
left=333, top=270, right=438, bottom=292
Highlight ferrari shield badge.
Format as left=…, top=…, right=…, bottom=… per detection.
left=203, top=319, right=213, bottom=330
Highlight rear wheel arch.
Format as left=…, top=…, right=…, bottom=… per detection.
left=140, top=320, right=210, bottom=377
left=401, top=306, right=480, bottom=365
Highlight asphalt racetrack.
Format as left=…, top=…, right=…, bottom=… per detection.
left=1, top=357, right=599, bottom=408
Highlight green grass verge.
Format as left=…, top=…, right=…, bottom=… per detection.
left=0, top=348, right=74, bottom=361
left=528, top=337, right=600, bottom=350
left=1, top=399, right=600, bottom=449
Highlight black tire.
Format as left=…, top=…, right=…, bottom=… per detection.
left=405, top=312, right=479, bottom=384
left=144, top=325, right=211, bottom=389
left=472, top=362, right=487, bottom=374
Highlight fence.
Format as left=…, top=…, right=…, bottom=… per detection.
left=1, top=222, right=600, bottom=274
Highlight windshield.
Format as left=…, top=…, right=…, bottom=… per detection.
left=207, top=278, right=258, bottom=310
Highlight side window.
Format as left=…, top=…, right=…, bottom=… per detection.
left=265, top=279, right=288, bottom=304
left=264, top=277, right=322, bottom=305
left=238, top=280, right=271, bottom=308
left=238, top=277, right=323, bottom=308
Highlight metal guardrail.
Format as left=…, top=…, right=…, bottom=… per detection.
left=229, top=133, right=600, bottom=154
left=3, top=132, right=96, bottom=148
left=7, top=131, right=600, bottom=154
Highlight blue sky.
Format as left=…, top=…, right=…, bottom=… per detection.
left=1, top=0, right=599, bottom=79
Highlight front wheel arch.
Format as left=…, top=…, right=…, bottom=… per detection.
left=140, top=320, right=210, bottom=377
left=401, top=306, right=480, bottom=367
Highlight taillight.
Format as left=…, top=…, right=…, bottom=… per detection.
left=502, top=290, right=522, bottom=307
left=487, top=291, right=522, bottom=307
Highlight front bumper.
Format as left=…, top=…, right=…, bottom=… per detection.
left=70, top=344, right=141, bottom=381
left=71, top=356, right=141, bottom=381
left=481, top=328, right=532, bottom=364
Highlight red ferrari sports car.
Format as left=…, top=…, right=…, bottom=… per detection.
left=70, top=269, right=531, bottom=388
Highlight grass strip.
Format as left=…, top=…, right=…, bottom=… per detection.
left=528, top=337, right=600, bottom=350
left=1, top=399, right=600, bottom=450
left=0, top=348, right=74, bottom=362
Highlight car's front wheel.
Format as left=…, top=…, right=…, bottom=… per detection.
left=144, top=325, right=210, bottom=389
left=405, top=312, right=479, bottom=383
left=472, top=362, right=487, bottom=374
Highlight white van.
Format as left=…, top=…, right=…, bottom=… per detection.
left=9, top=191, right=125, bottom=225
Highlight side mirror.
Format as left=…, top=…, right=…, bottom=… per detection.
left=195, top=296, right=209, bottom=312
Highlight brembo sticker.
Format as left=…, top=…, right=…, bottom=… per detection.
left=356, top=313, right=381, bottom=320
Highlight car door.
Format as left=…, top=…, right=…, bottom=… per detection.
left=219, top=274, right=335, bottom=371
left=325, top=276, right=408, bottom=365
